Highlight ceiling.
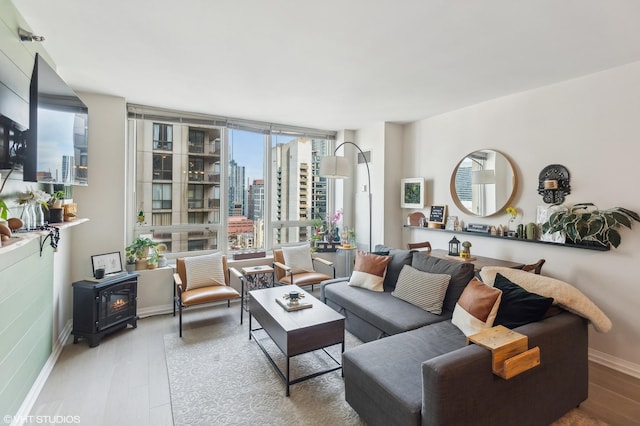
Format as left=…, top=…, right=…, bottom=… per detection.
left=13, top=0, right=640, bottom=131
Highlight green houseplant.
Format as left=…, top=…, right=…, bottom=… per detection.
left=125, top=236, right=158, bottom=270
left=541, top=203, right=640, bottom=248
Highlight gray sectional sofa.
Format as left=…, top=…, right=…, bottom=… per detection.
left=320, top=247, right=588, bottom=426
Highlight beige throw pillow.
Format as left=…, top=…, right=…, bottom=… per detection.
left=348, top=251, right=392, bottom=292
left=184, top=252, right=226, bottom=290
left=391, top=265, right=451, bottom=314
left=452, top=278, right=502, bottom=336
left=282, top=243, right=314, bottom=274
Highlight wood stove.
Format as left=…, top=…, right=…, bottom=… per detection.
left=72, top=273, right=138, bottom=347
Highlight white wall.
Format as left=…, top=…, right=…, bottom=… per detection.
left=402, top=60, right=640, bottom=372
left=70, top=93, right=127, bottom=281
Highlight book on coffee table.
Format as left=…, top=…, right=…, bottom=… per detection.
left=275, top=297, right=313, bottom=311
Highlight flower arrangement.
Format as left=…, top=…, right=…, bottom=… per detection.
left=325, top=209, right=343, bottom=231
left=505, top=206, right=517, bottom=230
left=17, top=188, right=51, bottom=208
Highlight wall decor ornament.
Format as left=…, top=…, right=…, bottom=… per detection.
left=538, top=164, right=570, bottom=204
left=401, top=178, right=425, bottom=208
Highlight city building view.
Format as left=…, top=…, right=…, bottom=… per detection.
left=131, top=117, right=331, bottom=256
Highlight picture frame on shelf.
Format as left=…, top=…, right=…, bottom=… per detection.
left=428, top=205, right=447, bottom=228
left=401, top=178, right=425, bottom=208
left=445, top=215, right=457, bottom=231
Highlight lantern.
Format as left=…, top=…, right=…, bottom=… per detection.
left=448, top=236, right=460, bottom=256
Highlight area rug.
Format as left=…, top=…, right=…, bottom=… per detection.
left=164, top=315, right=606, bottom=426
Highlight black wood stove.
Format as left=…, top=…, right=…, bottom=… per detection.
left=72, top=273, right=139, bottom=347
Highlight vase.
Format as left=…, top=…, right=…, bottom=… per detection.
left=21, top=204, right=35, bottom=230
left=34, top=203, right=45, bottom=228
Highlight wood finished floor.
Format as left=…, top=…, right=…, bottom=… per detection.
left=29, top=295, right=639, bottom=426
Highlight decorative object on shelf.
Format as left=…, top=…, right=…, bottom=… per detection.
left=428, top=205, right=447, bottom=228
left=505, top=206, right=517, bottom=232
left=16, top=188, right=50, bottom=230
left=445, top=216, right=458, bottom=231
left=538, top=164, right=570, bottom=204
left=400, top=178, right=425, bottom=208
left=526, top=223, right=538, bottom=241
left=541, top=203, right=640, bottom=248
left=517, top=224, right=524, bottom=239
left=466, top=223, right=491, bottom=234
left=320, top=141, right=372, bottom=251
left=448, top=236, right=460, bottom=256
left=63, top=203, right=78, bottom=222
left=461, top=241, right=472, bottom=258
left=408, top=211, right=426, bottom=227
left=451, top=149, right=517, bottom=217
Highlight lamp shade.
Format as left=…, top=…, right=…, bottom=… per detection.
left=319, top=156, right=350, bottom=179
left=471, top=170, right=495, bottom=185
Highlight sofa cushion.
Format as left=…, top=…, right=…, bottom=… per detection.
left=493, top=273, right=554, bottom=328
left=184, top=252, right=225, bottom=290
left=391, top=265, right=450, bottom=314
left=451, top=278, right=502, bottom=336
left=282, top=243, right=314, bottom=273
left=411, top=252, right=476, bottom=313
left=349, top=251, right=392, bottom=292
left=374, top=245, right=416, bottom=291
left=343, top=320, right=466, bottom=426
left=323, top=280, right=450, bottom=336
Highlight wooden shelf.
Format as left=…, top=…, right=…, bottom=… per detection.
left=403, top=225, right=609, bottom=251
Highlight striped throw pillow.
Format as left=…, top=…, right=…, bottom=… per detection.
left=391, top=265, right=451, bottom=314
left=184, top=252, right=226, bottom=290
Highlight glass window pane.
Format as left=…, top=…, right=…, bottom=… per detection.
left=271, top=136, right=330, bottom=245
left=227, top=129, right=266, bottom=252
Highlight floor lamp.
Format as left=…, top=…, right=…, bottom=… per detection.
left=319, top=142, right=372, bottom=252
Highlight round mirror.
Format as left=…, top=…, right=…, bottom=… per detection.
left=450, top=149, right=517, bottom=217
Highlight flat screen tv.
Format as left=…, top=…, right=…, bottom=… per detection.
left=24, top=54, right=88, bottom=185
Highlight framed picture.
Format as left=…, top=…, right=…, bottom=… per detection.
left=445, top=215, right=458, bottom=231
left=429, top=205, right=447, bottom=226
left=91, top=252, right=124, bottom=276
left=401, top=178, right=425, bottom=208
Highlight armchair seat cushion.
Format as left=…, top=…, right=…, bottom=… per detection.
left=181, top=286, right=240, bottom=306
left=279, top=271, right=332, bottom=286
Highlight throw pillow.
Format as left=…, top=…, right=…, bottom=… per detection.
left=479, top=266, right=612, bottom=333
left=411, top=252, right=476, bottom=314
left=348, top=251, right=392, bottom=292
left=493, top=273, right=554, bottom=328
left=184, top=252, right=226, bottom=290
left=451, top=278, right=502, bottom=336
left=391, top=265, right=451, bottom=314
left=282, top=243, right=314, bottom=274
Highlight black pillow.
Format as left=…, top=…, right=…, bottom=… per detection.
left=493, top=273, right=554, bottom=328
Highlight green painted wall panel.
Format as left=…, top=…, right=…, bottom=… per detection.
left=0, top=238, right=54, bottom=419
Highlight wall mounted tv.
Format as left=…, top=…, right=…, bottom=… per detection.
left=24, top=54, right=88, bottom=185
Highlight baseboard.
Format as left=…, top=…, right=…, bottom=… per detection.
left=11, top=319, right=72, bottom=426
left=137, top=304, right=174, bottom=318
left=589, top=348, right=640, bottom=379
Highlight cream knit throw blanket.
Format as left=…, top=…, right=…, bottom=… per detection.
left=480, top=267, right=612, bottom=333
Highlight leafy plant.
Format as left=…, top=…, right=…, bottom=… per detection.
left=541, top=203, right=640, bottom=248
left=125, top=236, right=158, bottom=264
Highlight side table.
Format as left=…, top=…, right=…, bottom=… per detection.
left=337, top=246, right=357, bottom=277
left=239, top=265, right=275, bottom=324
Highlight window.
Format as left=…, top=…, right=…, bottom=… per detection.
left=153, top=123, right=173, bottom=150
left=129, top=105, right=335, bottom=258
left=152, top=183, right=172, bottom=209
left=153, top=154, right=172, bottom=180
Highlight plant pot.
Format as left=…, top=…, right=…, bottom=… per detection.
left=126, top=264, right=136, bottom=273
left=135, top=259, right=148, bottom=270
left=49, top=208, right=64, bottom=223
left=147, top=263, right=157, bottom=270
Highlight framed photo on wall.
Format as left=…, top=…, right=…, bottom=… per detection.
left=401, top=178, right=425, bottom=208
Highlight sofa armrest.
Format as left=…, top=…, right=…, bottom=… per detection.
left=421, top=312, right=588, bottom=426
left=319, top=277, right=349, bottom=302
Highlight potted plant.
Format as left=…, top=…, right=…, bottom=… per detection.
left=125, top=236, right=158, bottom=270
left=147, top=250, right=159, bottom=269
left=541, top=203, right=640, bottom=248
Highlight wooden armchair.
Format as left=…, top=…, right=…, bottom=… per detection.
left=407, top=241, right=432, bottom=251
left=521, top=259, right=546, bottom=275
left=272, top=248, right=335, bottom=291
left=173, top=254, right=240, bottom=337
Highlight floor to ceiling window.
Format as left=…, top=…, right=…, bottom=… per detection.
left=128, top=105, right=335, bottom=258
